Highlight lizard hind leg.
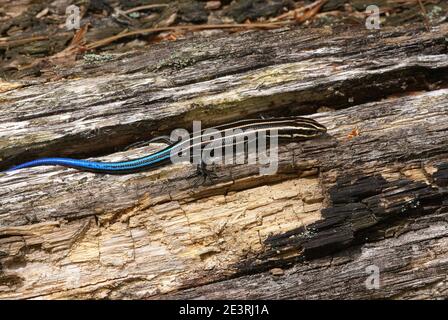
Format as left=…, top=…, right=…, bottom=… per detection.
left=188, top=162, right=218, bottom=187
left=198, top=162, right=218, bottom=184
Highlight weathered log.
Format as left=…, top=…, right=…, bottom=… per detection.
left=0, top=23, right=448, bottom=299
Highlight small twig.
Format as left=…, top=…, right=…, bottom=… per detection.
left=295, top=0, right=327, bottom=23
left=0, top=36, right=49, bottom=48
left=389, top=0, right=437, bottom=4
left=417, top=0, right=431, bottom=31
left=274, top=5, right=308, bottom=20
left=86, top=21, right=293, bottom=50
left=123, top=4, right=169, bottom=15
left=274, top=0, right=327, bottom=22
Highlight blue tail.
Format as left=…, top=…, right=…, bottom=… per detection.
left=4, top=146, right=174, bottom=174
left=5, top=158, right=110, bottom=172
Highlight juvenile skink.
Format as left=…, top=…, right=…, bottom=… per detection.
left=4, top=117, right=326, bottom=174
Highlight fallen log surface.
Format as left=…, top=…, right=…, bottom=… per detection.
left=1, top=23, right=448, bottom=299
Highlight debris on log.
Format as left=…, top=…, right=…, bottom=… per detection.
left=1, top=3, right=448, bottom=299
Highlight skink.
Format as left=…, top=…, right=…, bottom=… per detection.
left=4, top=117, right=326, bottom=174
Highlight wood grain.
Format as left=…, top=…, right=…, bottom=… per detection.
left=1, top=23, right=448, bottom=299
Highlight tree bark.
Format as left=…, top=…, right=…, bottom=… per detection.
left=1, top=23, right=448, bottom=299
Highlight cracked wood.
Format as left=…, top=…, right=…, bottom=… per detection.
left=1, top=24, right=448, bottom=299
